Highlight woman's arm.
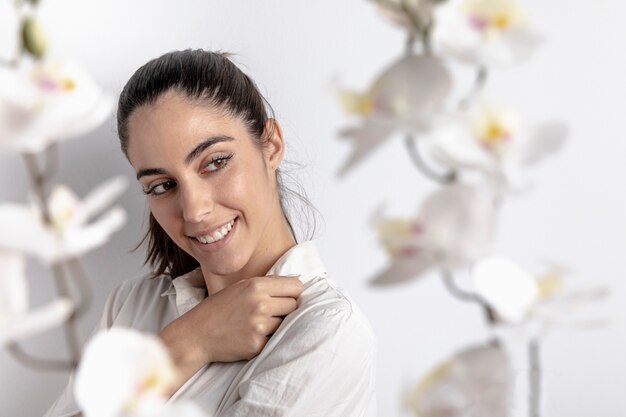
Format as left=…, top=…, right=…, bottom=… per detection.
left=159, top=275, right=304, bottom=397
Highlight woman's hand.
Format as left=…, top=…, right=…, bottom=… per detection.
left=159, top=275, right=303, bottom=395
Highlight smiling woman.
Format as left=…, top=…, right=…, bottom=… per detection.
left=43, top=49, right=377, bottom=417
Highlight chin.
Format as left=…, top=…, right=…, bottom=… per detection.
left=203, top=251, right=250, bottom=277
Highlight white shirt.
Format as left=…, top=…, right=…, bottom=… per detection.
left=44, top=241, right=377, bottom=417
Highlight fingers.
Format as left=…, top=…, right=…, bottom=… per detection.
left=266, top=296, right=298, bottom=317
left=263, top=317, right=284, bottom=336
left=261, top=275, right=304, bottom=298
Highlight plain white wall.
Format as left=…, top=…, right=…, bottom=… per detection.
left=1, top=1, right=624, bottom=416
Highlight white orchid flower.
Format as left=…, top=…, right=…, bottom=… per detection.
left=337, top=54, right=452, bottom=176
left=0, top=250, right=73, bottom=346
left=0, top=176, right=128, bottom=264
left=372, top=0, right=435, bottom=32
left=75, top=327, right=187, bottom=417
left=433, top=0, right=544, bottom=67
left=473, top=256, right=608, bottom=336
left=404, top=344, right=512, bottom=417
left=0, top=60, right=113, bottom=154
left=370, top=184, right=497, bottom=285
left=431, top=103, right=568, bottom=190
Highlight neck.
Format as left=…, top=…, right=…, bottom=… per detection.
left=201, top=211, right=296, bottom=295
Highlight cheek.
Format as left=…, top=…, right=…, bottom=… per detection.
left=223, top=161, right=273, bottom=217
left=148, top=200, right=178, bottom=233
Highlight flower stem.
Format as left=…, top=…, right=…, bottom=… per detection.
left=404, top=134, right=457, bottom=184
left=459, top=65, right=488, bottom=110
left=440, top=268, right=496, bottom=324
left=22, top=153, right=82, bottom=367
left=52, top=262, right=81, bottom=365
left=529, top=338, right=542, bottom=417
left=67, top=258, right=93, bottom=319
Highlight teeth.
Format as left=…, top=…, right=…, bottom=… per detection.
left=195, top=219, right=235, bottom=244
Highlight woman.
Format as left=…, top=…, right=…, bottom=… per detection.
left=45, top=49, right=376, bottom=417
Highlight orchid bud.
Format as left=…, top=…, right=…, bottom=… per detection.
left=21, top=17, right=48, bottom=59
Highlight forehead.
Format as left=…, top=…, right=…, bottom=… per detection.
left=126, top=90, right=253, bottom=166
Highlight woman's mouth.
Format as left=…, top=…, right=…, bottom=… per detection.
left=193, top=217, right=237, bottom=244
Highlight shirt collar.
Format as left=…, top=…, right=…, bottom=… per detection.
left=161, top=240, right=326, bottom=316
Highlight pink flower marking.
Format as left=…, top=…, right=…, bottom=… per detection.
left=469, top=15, right=488, bottom=32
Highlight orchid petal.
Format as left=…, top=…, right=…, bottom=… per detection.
left=473, top=256, right=539, bottom=323
left=74, top=176, right=129, bottom=226
left=0, top=204, right=55, bottom=256
left=57, top=94, right=114, bottom=140
left=369, top=254, right=439, bottom=286
left=337, top=121, right=396, bottom=177
left=419, top=184, right=497, bottom=266
left=337, top=55, right=452, bottom=176
left=147, top=403, right=210, bottom=417
left=0, top=251, right=73, bottom=346
left=57, top=207, right=127, bottom=263
left=520, top=121, right=568, bottom=166
left=0, top=60, right=112, bottom=155
left=75, top=328, right=179, bottom=417
left=405, top=344, right=512, bottom=417
left=0, top=251, right=28, bottom=318
left=0, top=298, right=73, bottom=346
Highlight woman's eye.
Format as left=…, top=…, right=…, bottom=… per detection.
left=144, top=180, right=176, bottom=196
left=204, top=155, right=232, bottom=172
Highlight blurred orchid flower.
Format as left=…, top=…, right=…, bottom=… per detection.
left=431, top=103, right=568, bottom=190
left=372, top=0, right=436, bottom=32
left=434, top=0, right=543, bottom=66
left=0, top=250, right=73, bottom=346
left=404, top=344, right=512, bottom=417
left=473, top=256, right=608, bottom=336
left=337, top=54, right=452, bottom=176
left=370, top=184, right=497, bottom=285
left=0, top=176, right=128, bottom=264
left=0, top=60, right=113, bottom=154
left=75, top=327, right=208, bottom=417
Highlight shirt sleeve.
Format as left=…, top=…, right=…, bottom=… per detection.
left=42, top=280, right=133, bottom=417
left=216, top=306, right=377, bottom=417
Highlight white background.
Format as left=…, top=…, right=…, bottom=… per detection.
left=0, top=1, right=625, bottom=416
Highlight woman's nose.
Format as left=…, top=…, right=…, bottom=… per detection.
left=180, top=186, right=213, bottom=223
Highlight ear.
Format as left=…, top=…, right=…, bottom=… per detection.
left=263, top=118, right=285, bottom=173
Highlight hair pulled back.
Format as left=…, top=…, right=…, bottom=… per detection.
left=117, top=49, right=303, bottom=279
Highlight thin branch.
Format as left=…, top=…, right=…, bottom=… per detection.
left=440, top=268, right=496, bottom=324
left=529, top=338, right=542, bottom=417
left=6, top=343, right=75, bottom=371
left=22, top=153, right=82, bottom=365
left=52, top=263, right=82, bottom=364
left=66, top=258, right=93, bottom=319
left=23, top=153, right=50, bottom=221
left=44, top=143, right=60, bottom=179
left=459, top=65, right=488, bottom=110
left=404, top=134, right=457, bottom=184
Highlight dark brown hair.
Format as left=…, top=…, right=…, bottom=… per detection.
left=117, top=49, right=316, bottom=279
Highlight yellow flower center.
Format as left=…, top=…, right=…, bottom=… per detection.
left=480, top=121, right=509, bottom=145
left=536, top=271, right=564, bottom=299
left=48, top=185, right=79, bottom=232
left=464, top=0, right=526, bottom=36
left=62, top=78, right=77, bottom=91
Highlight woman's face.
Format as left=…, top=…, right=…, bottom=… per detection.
left=126, top=90, right=287, bottom=284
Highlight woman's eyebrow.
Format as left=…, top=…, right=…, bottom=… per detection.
left=136, top=135, right=235, bottom=180
left=184, top=135, right=235, bottom=165
left=136, top=168, right=167, bottom=181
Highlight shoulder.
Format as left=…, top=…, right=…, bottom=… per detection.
left=282, top=273, right=377, bottom=354
left=100, top=273, right=174, bottom=328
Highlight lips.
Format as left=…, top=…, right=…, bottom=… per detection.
left=189, top=217, right=237, bottom=244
